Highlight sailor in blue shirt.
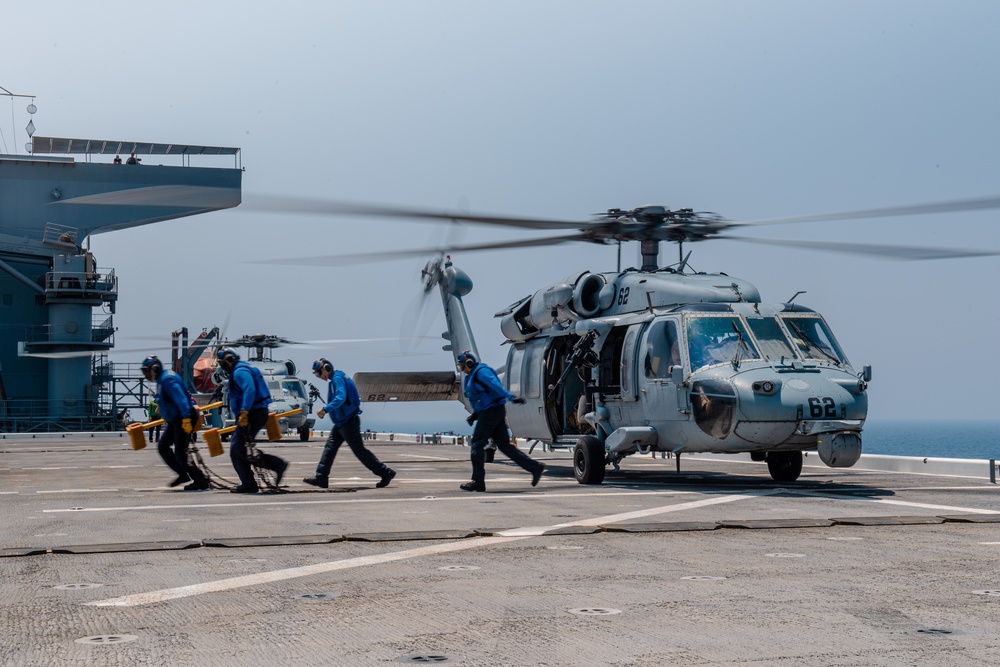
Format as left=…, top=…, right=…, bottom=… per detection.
left=303, top=357, right=395, bottom=489
left=217, top=348, right=288, bottom=493
left=458, top=350, right=544, bottom=492
left=140, top=356, right=209, bottom=491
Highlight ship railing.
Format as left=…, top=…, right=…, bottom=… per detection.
left=22, top=315, right=117, bottom=346
left=44, top=268, right=118, bottom=300
left=0, top=398, right=119, bottom=433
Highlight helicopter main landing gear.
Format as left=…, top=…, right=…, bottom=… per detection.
left=298, top=426, right=310, bottom=442
left=574, top=435, right=606, bottom=485
left=765, top=451, right=803, bottom=482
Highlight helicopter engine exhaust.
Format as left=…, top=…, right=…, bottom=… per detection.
left=501, top=272, right=608, bottom=342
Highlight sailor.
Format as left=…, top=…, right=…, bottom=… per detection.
left=140, top=356, right=210, bottom=491
left=303, top=358, right=395, bottom=489
left=216, top=348, right=288, bottom=493
left=457, top=351, right=544, bottom=492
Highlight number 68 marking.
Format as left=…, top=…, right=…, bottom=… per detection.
left=807, top=397, right=837, bottom=418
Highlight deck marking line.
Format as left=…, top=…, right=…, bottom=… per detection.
left=86, top=491, right=770, bottom=607
left=44, top=489, right=697, bottom=513
left=797, top=490, right=999, bottom=515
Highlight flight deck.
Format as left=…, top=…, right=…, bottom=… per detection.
left=2, top=435, right=999, bottom=666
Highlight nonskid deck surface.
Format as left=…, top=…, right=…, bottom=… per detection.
left=2, top=437, right=999, bottom=666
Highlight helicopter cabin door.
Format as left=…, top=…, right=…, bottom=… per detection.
left=619, top=324, right=643, bottom=402
left=639, top=318, right=687, bottom=421
left=505, top=339, right=552, bottom=440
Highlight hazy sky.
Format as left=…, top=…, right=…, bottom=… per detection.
left=2, top=1, right=998, bottom=428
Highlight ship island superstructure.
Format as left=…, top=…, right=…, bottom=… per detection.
left=0, top=136, right=241, bottom=431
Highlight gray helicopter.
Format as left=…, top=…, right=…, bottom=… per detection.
left=210, top=334, right=318, bottom=441
left=253, top=196, right=1000, bottom=482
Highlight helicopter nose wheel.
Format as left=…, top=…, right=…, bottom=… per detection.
left=574, top=435, right=606, bottom=485
left=765, top=451, right=803, bottom=482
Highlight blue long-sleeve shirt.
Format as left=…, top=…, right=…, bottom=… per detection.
left=156, top=370, right=194, bottom=422
left=323, top=369, right=362, bottom=427
left=228, top=361, right=273, bottom=414
left=463, top=363, right=514, bottom=413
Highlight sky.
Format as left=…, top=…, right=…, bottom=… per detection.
left=2, top=1, right=999, bottom=428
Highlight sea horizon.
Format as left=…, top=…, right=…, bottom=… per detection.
left=358, top=418, right=1000, bottom=461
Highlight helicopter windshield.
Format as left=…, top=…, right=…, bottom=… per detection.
left=780, top=315, right=848, bottom=365
left=744, top=316, right=798, bottom=360
left=686, top=316, right=759, bottom=372
left=282, top=380, right=307, bottom=399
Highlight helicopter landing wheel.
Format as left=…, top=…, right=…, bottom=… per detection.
left=574, top=435, right=606, bottom=485
left=298, top=426, right=310, bottom=442
left=485, top=446, right=496, bottom=463
left=766, top=451, right=803, bottom=482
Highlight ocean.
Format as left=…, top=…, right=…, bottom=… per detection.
left=861, top=420, right=1000, bottom=460
left=366, top=419, right=1000, bottom=461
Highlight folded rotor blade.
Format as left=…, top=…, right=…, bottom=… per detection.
left=724, top=235, right=1000, bottom=260
left=244, top=194, right=586, bottom=231
left=739, top=195, right=1000, bottom=227
left=253, top=233, right=590, bottom=266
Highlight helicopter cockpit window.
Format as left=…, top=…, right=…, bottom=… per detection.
left=282, top=381, right=307, bottom=399
left=644, top=320, right=681, bottom=379
left=781, top=316, right=848, bottom=365
left=744, top=317, right=797, bottom=360
left=686, top=316, right=760, bottom=372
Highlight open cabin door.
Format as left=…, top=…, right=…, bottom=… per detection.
left=504, top=339, right=552, bottom=440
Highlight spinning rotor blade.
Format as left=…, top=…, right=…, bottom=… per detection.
left=244, top=195, right=586, bottom=231
left=740, top=195, right=1000, bottom=227
left=724, top=235, right=1000, bottom=260
left=254, top=233, right=590, bottom=266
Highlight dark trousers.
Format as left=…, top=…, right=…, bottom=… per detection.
left=315, top=414, right=389, bottom=479
left=230, top=407, right=287, bottom=488
left=469, top=403, right=539, bottom=486
left=157, top=420, right=207, bottom=484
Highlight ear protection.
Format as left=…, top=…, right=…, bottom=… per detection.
left=458, top=350, right=477, bottom=370
left=217, top=348, right=240, bottom=373
left=140, top=355, right=163, bottom=381
left=313, top=357, right=334, bottom=375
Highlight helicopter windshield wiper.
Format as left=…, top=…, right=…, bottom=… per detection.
left=787, top=321, right=840, bottom=365
left=730, top=321, right=746, bottom=368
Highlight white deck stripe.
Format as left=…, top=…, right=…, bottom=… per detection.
left=797, top=490, right=1000, bottom=515
left=86, top=490, right=773, bottom=607
left=44, top=489, right=697, bottom=513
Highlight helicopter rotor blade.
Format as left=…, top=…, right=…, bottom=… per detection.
left=253, top=233, right=591, bottom=266
left=244, top=195, right=587, bottom=231
left=723, top=235, right=1000, bottom=260
left=739, top=195, right=1000, bottom=227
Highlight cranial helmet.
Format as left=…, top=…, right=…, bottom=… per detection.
left=312, top=357, right=333, bottom=377
left=216, top=347, right=240, bottom=373
left=141, top=355, right=163, bottom=381
left=457, top=350, right=477, bottom=370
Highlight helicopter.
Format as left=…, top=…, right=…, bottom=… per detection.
left=203, top=333, right=319, bottom=441
left=251, top=195, right=1000, bottom=483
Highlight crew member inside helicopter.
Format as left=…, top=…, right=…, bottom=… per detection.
left=644, top=320, right=682, bottom=379
left=687, top=317, right=757, bottom=371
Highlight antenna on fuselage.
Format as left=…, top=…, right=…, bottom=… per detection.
left=676, top=250, right=692, bottom=275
